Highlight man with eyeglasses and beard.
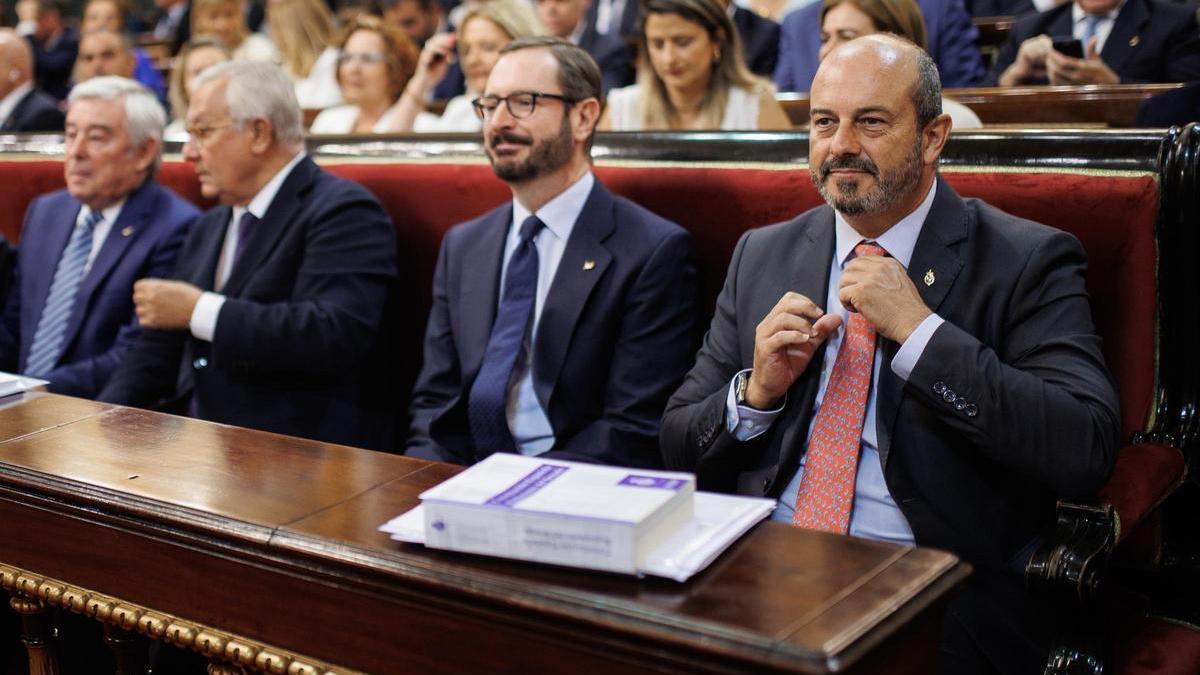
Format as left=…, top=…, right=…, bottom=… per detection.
left=407, top=36, right=700, bottom=468
left=661, top=34, right=1119, bottom=674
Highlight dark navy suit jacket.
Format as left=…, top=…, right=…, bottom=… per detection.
left=99, top=157, right=398, bottom=448
left=578, top=23, right=636, bottom=94
left=984, top=0, right=1200, bottom=85
left=0, top=88, right=65, bottom=132
left=407, top=179, right=701, bottom=468
left=0, top=180, right=196, bottom=397
left=774, top=0, right=986, bottom=91
left=734, top=7, right=781, bottom=77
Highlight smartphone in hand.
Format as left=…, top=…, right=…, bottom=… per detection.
left=1051, top=37, right=1085, bottom=58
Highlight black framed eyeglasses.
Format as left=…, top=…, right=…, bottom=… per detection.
left=471, top=92, right=577, bottom=121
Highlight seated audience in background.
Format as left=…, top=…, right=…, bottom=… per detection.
left=310, top=15, right=418, bottom=133
left=660, top=33, right=1118, bottom=674
left=0, top=28, right=64, bottom=131
left=408, top=37, right=700, bottom=466
left=985, top=0, right=1200, bottom=86
left=25, top=0, right=78, bottom=100
left=164, top=35, right=231, bottom=141
left=599, top=0, right=790, bottom=130
left=536, top=0, right=635, bottom=93
left=267, top=0, right=342, bottom=110
left=0, top=77, right=197, bottom=397
left=99, top=61, right=398, bottom=448
left=1136, top=80, right=1200, bottom=127
left=382, top=0, right=545, bottom=132
left=381, top=0, right=445, bottom=47
left=585, top=0, right=639, bottom=40
left=152, top=0, right=191, bottom=51
left=817, top=0, right=982, bottom=128
left=774, top=0, right=984, bottom=91
left=192, top=0, right=278, bottom=62
left=726, top=0, right=781, bottom=77
left=74, top=29, right=137, bottom=83
left=81, top=0, right=168, bottom=99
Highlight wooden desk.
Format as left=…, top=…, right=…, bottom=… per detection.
left=0, top=394, right=969, bottom=674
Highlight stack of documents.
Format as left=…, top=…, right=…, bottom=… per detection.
left=379, top=454, right=774, bottom=581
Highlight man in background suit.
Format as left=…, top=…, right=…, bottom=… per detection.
left=985, top=0, right=1200, bottom=85
left=99, top=61, right=397, bottom=447
left=74, top=29, right=137, bottom=83
left=0, top=28, right=63, bottom=131
left=536, top=0, right=635, bottom=93
left=0, top=77, right=195, bottom=397
left=727, top=0, right=780, bottom=77
left=25, top=0, right=77, bottom=101
left=408, top=37, right=699, bottom=467
left=662, top=35, right=1119, bottom=672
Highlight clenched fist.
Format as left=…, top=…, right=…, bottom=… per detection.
left=133, top=279, right=203, bottom=330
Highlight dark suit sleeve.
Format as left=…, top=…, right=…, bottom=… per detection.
left=45, top=208, right=192, bottom=398
left=406, top=230, right=470, bottom=464
left=1152, top=9, right=1200, bottom=84
left=660, top=231, right=766, bottom=479
left=545, top=228, right=701, bottom=468
left=209, top=188, right=396, bottom=377
left=904, top=230, right=1119, bottom=499
left=931, top=0, right=987, bottom=87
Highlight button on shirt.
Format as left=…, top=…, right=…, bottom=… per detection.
left=503, top=171, right=593, bottom=456
left=189, top=151, right=307, bottom=341
left=1072, top=1, right=1124, bottom=55
left=725, top=181, right=945, bottom=546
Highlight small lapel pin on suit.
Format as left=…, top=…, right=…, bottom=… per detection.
left=1129, top=36, right=1140, bottom=47
left=924, top=269, right=936, bottom=286
left=583, top=260, right=596, bottom=271
left=121, top=226, right=134, bottom=237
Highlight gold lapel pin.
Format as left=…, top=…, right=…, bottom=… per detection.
left=121, top=226, right=134, bottom=237
left=583, top=260, right=596, bottom=271
left=923, top=269, right=935, bottom=286
left=1129, top=36, right=1140, bottom=47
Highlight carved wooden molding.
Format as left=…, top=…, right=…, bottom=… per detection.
left=0, top=563, right=361, bottom=675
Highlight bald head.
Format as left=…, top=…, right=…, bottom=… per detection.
left=813, top=33, right=942, bottom=132
left=0, top=29, right=34, bottom=100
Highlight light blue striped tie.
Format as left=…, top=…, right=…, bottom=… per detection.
left=25, top=210, right=103, bottom=377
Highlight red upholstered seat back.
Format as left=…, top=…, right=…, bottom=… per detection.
left=0, top=159, right=1157, bottom=441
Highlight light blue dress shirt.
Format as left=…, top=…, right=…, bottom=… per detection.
left=725, top=182, right=945, bottom=545
left=502, top=171, right=594, bottom=456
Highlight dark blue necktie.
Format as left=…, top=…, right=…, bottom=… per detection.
left=468, top=215, right=544, bottom=457
left=233, top=210, right=258, bottom=266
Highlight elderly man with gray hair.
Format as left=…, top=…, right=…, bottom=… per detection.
left=100, top=60, right=399, bottom=449
left=0, top=76, right=198, bottom=397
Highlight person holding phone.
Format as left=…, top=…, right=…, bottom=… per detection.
left=984, top=0, right=1200, bottom=86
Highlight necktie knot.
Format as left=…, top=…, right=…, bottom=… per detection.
left=518, top=215, right=544, bottom=245
left=82, top=210, right=103, bottom=234
left=854, top=241, right=887, bottom=259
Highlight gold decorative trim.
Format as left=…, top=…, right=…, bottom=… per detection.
left=0, top=563, right=361, bottom=675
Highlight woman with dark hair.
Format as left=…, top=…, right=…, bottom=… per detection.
left=599, top=0, right=790, bottom=130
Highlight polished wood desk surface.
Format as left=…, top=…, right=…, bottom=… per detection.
left=0, top=394, right=969, bottom=674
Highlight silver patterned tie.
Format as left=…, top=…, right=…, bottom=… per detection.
left=25, top=210, right=103, bottom=377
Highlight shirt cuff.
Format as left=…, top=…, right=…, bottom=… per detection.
left=189, top=292, right=226, bottom=342
left=891, top=313, right=944, bottom=382
left=725, top=369, right=786, bottom=441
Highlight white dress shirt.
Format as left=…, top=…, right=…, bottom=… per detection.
left=725, top=181, right=945, bottom=545
left=502, top=171, right=594, bottom=456
left=1072, top=0, right=1125, bottom=55
left=189, top=152, right=306, bottom=342
left=77, top=198, right=126, bottom=275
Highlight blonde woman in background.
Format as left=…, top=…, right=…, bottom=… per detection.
left=267, top=0, right=342, bottom=110
left=310, top=15, right=419, bottom=133
left=381, top=0, right=545, bottom=132
left=163, top=35, right=231, bottom=141
left=192, top=0, right=278, bottom=62
left=600, top=0, right=789, bottom=130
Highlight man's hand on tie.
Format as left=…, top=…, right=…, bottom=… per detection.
left=839, top=254, right=931, bottom=344
left=132, top=279, right=203, bottom=330
left=747, top=292, right=843, bottom=409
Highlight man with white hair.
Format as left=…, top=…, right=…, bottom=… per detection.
left=0, top=28, right=63, bottom=131
left=0, top=76, right=197, bottom=397
left=100, top=60, right=398, bottom=448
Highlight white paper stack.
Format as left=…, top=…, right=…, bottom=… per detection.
left=380, top=455, right=775, bottom=581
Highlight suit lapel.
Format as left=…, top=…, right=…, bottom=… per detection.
left=531, top=183, right=614, bottom=411
left=1099, top=0, right=1147, bottom=73
left=774, top=209, right=836, bottom=469
left=460, top=204, right=511, bottom=381
left=1046, top=5, right=1074, bottom=37
left=876, top=177, right=968, bottom=469
left=222, top=157, right=316, bottom=297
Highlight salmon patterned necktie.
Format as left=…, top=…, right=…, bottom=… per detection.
left=792, top=242, right=886, bottom=533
